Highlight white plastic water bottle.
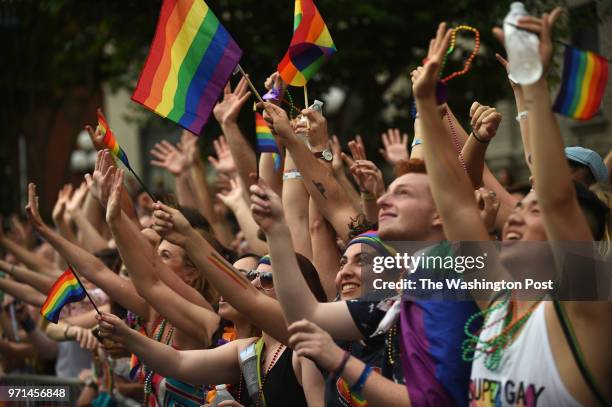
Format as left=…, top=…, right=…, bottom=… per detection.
left=503, top=2, right=543, bottom=85
left=212, top=384, right=235, bottom=406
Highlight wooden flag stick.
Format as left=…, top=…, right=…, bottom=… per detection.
left=304, top=84, right=309, bottom=108
left=69, top=265, right=102, bottom=316
left=237, top=64, right=265, bottom=104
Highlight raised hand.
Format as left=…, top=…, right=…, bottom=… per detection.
left=216, top=177, right=244, bottom=212
left=475, top=188, right=500, bottom=234
left=248, top=175, right=285, bottom=233
left=411, top=23, right=453, bottom=100
left=329, top=135, right=345, bottom=176
left=257, top=102, right=294, bottom=144
left=105, top=168, right=125, bottom=224
left=96, top=313, right=132, bottom=346
left=151, top=202, right=194, bottom=247
left=493, top=7, right=563, bottom=76
left=150, top=140, right=191, bottom=176
left=379, top=128, right=409, bottom=165
left=288, top=319, right=345, bottom=372
left=85, top=150, right=117, bottom=206
left=65, top=182, right=89, bottom=215
left=208, top=136, right=237, bottom=175
left=25, top=183, right=45, bottom=231
left=52, top=184, right=73, bottom=225
left=84, top=124, right=105, bottom=151
left=69, top=325, right=99, bottom=351
left=178, top=130, right=199, bottom=166
left=213, top=77, right=252, bottom=126
left=469, top=102, right=502, bottom=143
left=348, top=160, right=385, bottom=197
left=299, top=109, right=329, bottom=150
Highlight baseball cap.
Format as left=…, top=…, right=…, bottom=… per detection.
left=565, top=146, right=609, bottom=184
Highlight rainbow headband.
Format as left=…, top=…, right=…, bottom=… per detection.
left=258, top=255, right=272, bottom=266
left=345, top=230, right=396, bottom=257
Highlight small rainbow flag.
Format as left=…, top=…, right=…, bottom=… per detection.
left=132, top=0, right=242, bottom=135
left=40, top=268, right=86, bottom=324
left=97, top=109, right=131, bottom=168
left=255, top=112, right=282, bottom=170
left=278, top=0, right=336, bottom=87
left=553, top=45, right=609, bottom=120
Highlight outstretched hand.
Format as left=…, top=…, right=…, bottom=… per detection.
left=248, top=174, right=286, bottom=233
left=379, top=128, right=409, bottom=166
left=25, top=183, right=46, bottom=231
left=52, top=184, right=73, bottom=224
left=208, top=136, right=237, bottom=175
left=105, top=168, right=125, bottom=224
left=213, top=77, right=252, bottom=125
left=216, top=177, right=245, bottom=212
left=152, top=202, right=194, bottom=247
left=411, top=22, right=453, bottom=100
left=257, top=102, right=294, bottom=144
left=150, top=140, right=192, bottom=176
left=85, top=150, right=117, bottom=207
left=493, top=7, right=563, bottom=76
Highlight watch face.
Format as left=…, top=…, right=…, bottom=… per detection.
left=322, top=150, right=333, bottom=161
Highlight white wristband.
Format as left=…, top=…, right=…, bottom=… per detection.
left=515, top=111, right=528, bottom=122
left=283, top=170, right=303, bottom=180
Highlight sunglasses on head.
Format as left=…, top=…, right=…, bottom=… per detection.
left=245, top=270, right=274, bottom=290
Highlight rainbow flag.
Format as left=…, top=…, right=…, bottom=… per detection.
left=278, top=0, right=336, bottom=87
left=255, top=112, right=282, bottom=170
left=132, top=0, right=242, bottom=134
left=553, top=45, right=609, bottom=120
left=97, top=109, right=131, bottom=168
left=40, top=268, right=86, bottom=324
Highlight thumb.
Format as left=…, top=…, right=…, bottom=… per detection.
left=492, top=27, right=505, bottom=46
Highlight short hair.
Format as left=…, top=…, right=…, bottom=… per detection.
left=395, top=158, right=427, bottom=177
left=348, top=214, right=377, bottom=240
left=295, top=253, right=328, bottom=302
left=574, top=182, right=609, bottom=240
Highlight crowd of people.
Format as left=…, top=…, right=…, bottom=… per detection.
left=0, top=7, right=611, bottom=407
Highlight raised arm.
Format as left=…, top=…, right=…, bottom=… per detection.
left=98, top=312, right=242, bottom=385
left=105, top=169, right=219, bottom=347
left=260, top=103, right=358, bottom=242
left=66, top=183, right=109, bottom=253
left=0, top=222, right=59, bottom=276
left=152, top=202, right=290, bottom=344
left=282, top=150, right=313, bottom=259
left=249, top=178, right=363, bottom=340
left=25, top=181, right=152, bottom=320
left=213, top=77, right=257, bottom=190
left=413, top=23, right=490, bottom=242
left=0, top=260, right=55, bottom=294
left=0, top=278, right=46, bottom=306
left=309, top=198, right=341, bottom=300
left=217, top=177, right=268, bottom=256
left=329, top=135, right=361, bottom=211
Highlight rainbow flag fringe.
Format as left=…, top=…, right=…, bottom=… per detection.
left=278, top=0, right=336, bottom=87
left=97, top=109, right=131, bottom=168
left=132, top=0, right=242, bottom=134
left=553, top=45, right=609, bottom=120
left=40, top=268, right=86, bottom=324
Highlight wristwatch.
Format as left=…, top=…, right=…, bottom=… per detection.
left=313, top=148, right=333, bottom=162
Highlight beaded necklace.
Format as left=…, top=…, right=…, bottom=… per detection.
left=143, top=319, right=175, bottom=406
left=462, top=293, right=542, bottom=371
left=255, top=342, right=285, bottom=407
left=440, top=25, right=481, bottom=83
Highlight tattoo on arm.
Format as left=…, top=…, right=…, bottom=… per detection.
left=312, top=181, right=327, bottom=199
left=207, top=252, right=249, bottom=289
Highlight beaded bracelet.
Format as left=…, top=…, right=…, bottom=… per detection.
left=283, top=170, right=303, bottom=180
left=350, top=364, right=373, bottom=394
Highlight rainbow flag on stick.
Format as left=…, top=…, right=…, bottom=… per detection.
left=553, top=45, right=609, bottom=120
left=132, top=0, right=242, bottom=135
left=40, top=268, right=87, bottom=324
left=255, top=112, right=282, bottom=170
left=97, top=109, right=131, bottom=168
left=278, top=0, right=336, bottom=87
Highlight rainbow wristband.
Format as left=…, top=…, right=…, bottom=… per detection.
left=350, top=364, right=373, bottom=394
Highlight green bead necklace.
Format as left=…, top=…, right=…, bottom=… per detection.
left=143, top=319, right=175, bottom=405
left=461, top=292, right=541, bottom=371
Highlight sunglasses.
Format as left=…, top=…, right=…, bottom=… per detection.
left=245, top=270, right=274, bottom=290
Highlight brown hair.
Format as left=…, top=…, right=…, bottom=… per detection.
left=295, top=254, right=328, bottom=302
left=394, top=158, right=427, bottom=177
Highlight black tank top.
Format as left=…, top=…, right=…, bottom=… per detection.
left=237, top=347, right=308, bottom=407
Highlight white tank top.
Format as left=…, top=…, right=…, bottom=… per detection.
left=469, top=302, right=581, bottom=406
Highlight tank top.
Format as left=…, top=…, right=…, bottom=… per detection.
left=469, top=302, right=580, bottom=407
left=237, top=346, right=307, bottom=407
